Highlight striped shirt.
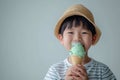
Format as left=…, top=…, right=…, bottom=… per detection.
left=44, top=58, right=116, bottom=80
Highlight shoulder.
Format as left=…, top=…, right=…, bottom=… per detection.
left=44, top=59, right=67, bottom=80
left=91, top=59, right=112, bottom=73
left=85, top=58, right=109, bottom=70
left=50, top=58, right=68, bottom=71
left=46, top=59, right=68, bottom=79
left=91, top=59, right=116, bottom=79
left=92, top=59, right=109, bottom=69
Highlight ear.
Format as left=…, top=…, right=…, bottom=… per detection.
left=92, top=35, right=97, bottom=44
left=57, top=34, right=64, bottom=45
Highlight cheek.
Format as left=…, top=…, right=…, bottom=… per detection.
left=83, top=37, right=92, bottom=51
left=63, top=36, right=72, bottom=50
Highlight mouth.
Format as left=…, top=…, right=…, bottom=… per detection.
left=82, top=44, right=85, bottom=49
left=70, top=42, right=86, bottom=51
left=71, top=42, right=85, bottom=47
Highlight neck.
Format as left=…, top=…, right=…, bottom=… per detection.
left=82, top=55, right=91, bottom=65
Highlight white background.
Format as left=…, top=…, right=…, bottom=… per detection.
left=0, top=0, right=120, bottom=80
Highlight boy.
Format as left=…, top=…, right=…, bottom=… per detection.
left=44, top=4, right=116, bottom=80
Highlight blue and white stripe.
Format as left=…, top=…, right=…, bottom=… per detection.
left=44, top=58, right=116, bottom=80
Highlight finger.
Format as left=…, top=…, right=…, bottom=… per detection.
left=77, top=64, right=87, bottom=76
left=76, top=65, right=89, bottom=79
left=66, top=67, right=76, bottom=76
left=72, top=70, right=88, bottom=80
left=72, top=64, right=86, bottom=72
left=71, top=65, right=83, bottom=75
left=71, top=69, right=80, bottom=77
left=71, top=65, right=87, bottom=78
left=73, top=76, right=82, bottom=80
left=77, top=64, right=86, bottom=71
left=70, top=64, right=88, bottom=80
left=69, top=65, right=87, bottom=77
left=65, top=76, right=74, bottom=80
left=69, top=65, right=82, bottom=77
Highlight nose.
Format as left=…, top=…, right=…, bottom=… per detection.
left=73, top=33, right=81, bottom=42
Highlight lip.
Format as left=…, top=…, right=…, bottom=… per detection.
left=72, top=42, right=84, bottom=45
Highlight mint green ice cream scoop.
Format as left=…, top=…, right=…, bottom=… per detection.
left=69, top=42, right=86, bottom=58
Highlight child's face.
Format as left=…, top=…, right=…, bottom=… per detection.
left=58, top=25, right=96, bottom=52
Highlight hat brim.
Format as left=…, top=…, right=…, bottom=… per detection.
left=54, top=6, right=101, bottom=45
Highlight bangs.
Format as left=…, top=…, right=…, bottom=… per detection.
left=59, top=15, right=96, bottom=36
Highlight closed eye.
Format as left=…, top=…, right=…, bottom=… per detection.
left=68, top=32, right=73, bottom=34
left=82, top=32, right=88, bottom=34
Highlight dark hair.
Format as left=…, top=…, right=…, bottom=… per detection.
left=59, top=15, right=96, bottom=36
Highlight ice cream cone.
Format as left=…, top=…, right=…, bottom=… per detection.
left=69, top=42, right=85, bottom=65
left=70, top=55, right=83, bottom=65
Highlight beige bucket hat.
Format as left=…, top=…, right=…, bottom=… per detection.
left=54, top=4, right=101, bottom=45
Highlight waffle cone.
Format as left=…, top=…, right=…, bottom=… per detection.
left=70, top=55, right=82, bottom=65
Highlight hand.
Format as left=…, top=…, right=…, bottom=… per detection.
left=65, top=64, right=88, bottom=80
